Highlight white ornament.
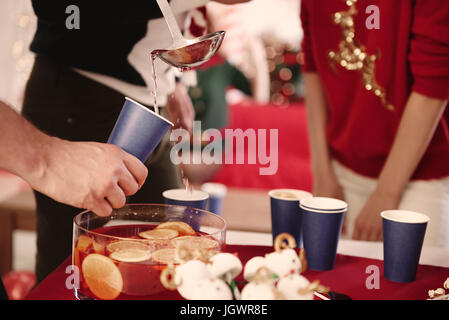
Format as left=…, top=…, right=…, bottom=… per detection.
left=277, top=274, right=313, bottom=300
left=264, top=248, right=302, bottom=278
left=209, top=253, right=243, bottom=281
left=190, top=278, right=233, bottom=300
left=243, top=256, right=266, bottom=281
left=241, top=282, right=277, bottom=300
left=175, top=260, right=212, bottom=299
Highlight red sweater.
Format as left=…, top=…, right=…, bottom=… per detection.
left=301, top=0, right=449, bottom=180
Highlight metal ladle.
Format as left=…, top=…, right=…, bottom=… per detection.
left=154, top=0, right=225, bottom=69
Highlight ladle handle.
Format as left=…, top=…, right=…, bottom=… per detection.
left=156, top=0, right=185, bottom=45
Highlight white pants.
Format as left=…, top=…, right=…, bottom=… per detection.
left=333, top=161, right=449, bottom=248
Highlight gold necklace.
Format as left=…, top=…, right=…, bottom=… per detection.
left=328, top=0, right=394, bottom=111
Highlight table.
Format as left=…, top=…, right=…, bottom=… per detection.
left=227, top=231, right=449, bottom=268
left=26, top=234, right=449, bottom=300
left=222, top=189, right=271, bottom=233
left=0, top=189, right=35, bottom=275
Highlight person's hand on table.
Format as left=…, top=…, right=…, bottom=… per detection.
left=27, top=138, right=148, bottom=217
left=352, top=188, right=400, bottom=241
left=165, top=82, right=195, bottom=132
left=313, top=169, right=348, bottom=234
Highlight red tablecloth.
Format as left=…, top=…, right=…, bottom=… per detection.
left=26, top=245, right=448, bottom=300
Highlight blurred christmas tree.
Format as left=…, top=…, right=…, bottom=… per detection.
left=265, top=42, right=304, bottom=106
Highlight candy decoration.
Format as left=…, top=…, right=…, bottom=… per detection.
left=160, top=233, right=329, bottom=301
left=274, top=232, right=296, bottom=252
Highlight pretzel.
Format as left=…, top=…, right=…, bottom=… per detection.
left=175, top=244, right=196, bottom=263
left=175, top=243, right=214, bottom=264
left=160, top=265, right=178, bottom=290
left=252, top=266, right=284, bottom=299
left=274, top=233, right=297, bottom=252
left=197, top=248, right=215, bottom=263
left=253, top=266, right=274, bottom=285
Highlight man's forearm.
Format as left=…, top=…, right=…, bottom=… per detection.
left=304, top=72, right=333, bottom=176
left=0, top=101, right=149, bottom=217
left=0, top=101, right=48, bottom=180
left=376, top=92, right=447, bottom=197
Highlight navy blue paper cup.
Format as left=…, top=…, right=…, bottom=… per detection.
left=300, top=197, right=347, bottom=271
left=163, top=189, right=209, bottom=210
left=269, top=189, right=312, bottom=247
left=381, top=210, right=429, bottom=283
left=201, top=183, right=227, bottom=215
left=107, top=97, right=174, bottom=162
left=163, top=189, right=209, bottom=231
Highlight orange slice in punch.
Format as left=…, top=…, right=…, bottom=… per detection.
left=171, top=236, right=219, bottom=250
left=143, top=239, right=174, bottom=251
left=77, top=235, right=93, bottom=252
left=73, top=248, right=80, bottom=268
left=152, top=248, right=177, bottom=265
left=107, top=241, right=151, bottom=263
left=155, top=221, right=195, bottom=236
left=81, top=254, right=123, bottom=300
left=92, top=241, right=105, bottom=255
left=138, top=229, right=179, bottom=240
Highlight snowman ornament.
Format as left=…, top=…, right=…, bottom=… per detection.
left=208, top=252, right=243, bottom=299
left=242, top=233, right=328, bottom=300
left=161, top=233, right=329, bottom=300
left=160, top=245, right=241, bottom=300
left=244, top=233, right=307, bottom=281
left=241, top=266, right=285, bottom=300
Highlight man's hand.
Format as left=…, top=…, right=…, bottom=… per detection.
left=0, top=101, right=147, bottom=217
left=213, top=0, right=251, bottom=4
left=352, top=189, right=400, bottom=241
left=28, top=138, right=148, bottom=217
left=165, top=82, right=195, bottom=132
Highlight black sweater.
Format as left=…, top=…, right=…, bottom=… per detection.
left=30, top=0, right=164, bottom=86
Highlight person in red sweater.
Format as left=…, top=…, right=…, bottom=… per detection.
left=301, top=0, right=449, bottom=246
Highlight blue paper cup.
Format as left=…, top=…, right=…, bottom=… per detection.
left=300, top=197, right=347, bottom=271
left=381, top=210, right=429, bottom=283
left=269, top=189, right=312, bottom=247
left=163, top=189, right=210, bottom=231
left=107, top=97, right=174, bottom=162
left=162, top=189, right=209, bottom=210
left=201, top=183, right=227, bottom=215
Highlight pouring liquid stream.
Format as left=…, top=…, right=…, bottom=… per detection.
left=150, top=50, right=192, bottom=116
left=181, top=168, right=193, bottom=193
left=151, top=50, right=193, bottom=193
left=150, top=52, right=160, bottom=115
